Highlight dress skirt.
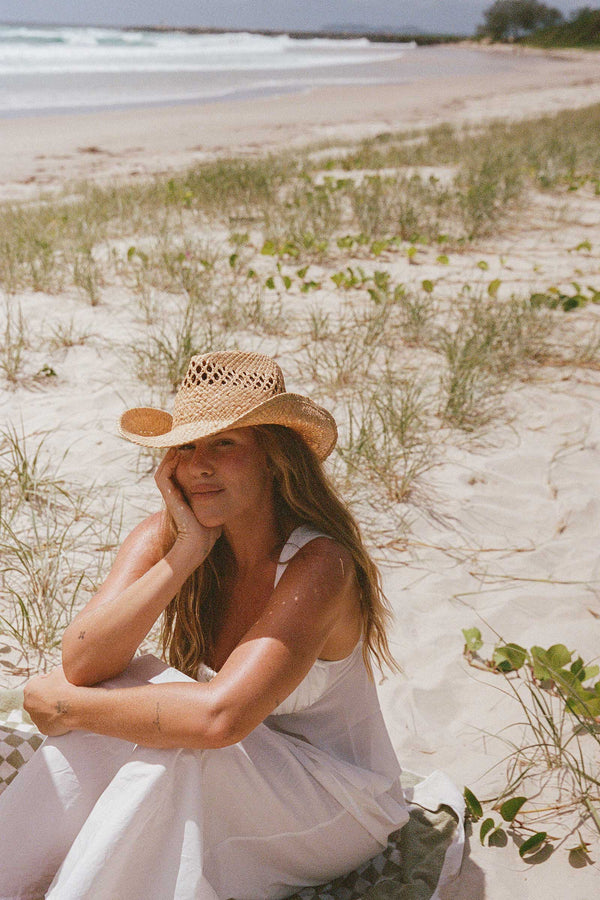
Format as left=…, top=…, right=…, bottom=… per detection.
left=0, top=659, right=408, bottom=900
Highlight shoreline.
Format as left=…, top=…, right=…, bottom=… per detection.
left=2, top=45, right=600, bottom=201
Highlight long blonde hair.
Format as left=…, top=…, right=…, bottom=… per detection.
left=160, top=425, right=397, bottom=678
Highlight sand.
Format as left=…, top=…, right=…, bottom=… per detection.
left=2, top=44, right=600, bottom=200
left=1, top=43, right=599, bottom=899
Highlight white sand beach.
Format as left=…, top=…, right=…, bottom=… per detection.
left=1, top=42, right=599, bottom=899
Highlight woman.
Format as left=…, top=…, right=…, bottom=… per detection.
left=0, top=351, right=460, bottom=899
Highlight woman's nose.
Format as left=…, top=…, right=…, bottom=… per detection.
left=189, top=446, right=213, bottom=475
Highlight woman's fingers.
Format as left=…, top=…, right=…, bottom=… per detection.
left=153, top=450, right=222, bottom=563
left=155, top=451, right=203, bottom=535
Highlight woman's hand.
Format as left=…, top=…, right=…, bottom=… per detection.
left=24, top=666, right=78, bottom=736
left=155, top=449, right=221, bottom=567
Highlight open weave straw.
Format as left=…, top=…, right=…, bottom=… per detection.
left=119, top=351, right=337, bottom=460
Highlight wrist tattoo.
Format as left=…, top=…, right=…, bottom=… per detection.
left=153, top=702, right=162, bottom=733
left=78, top=630, right=86, bottom=640
left=55, top=700, right=69, bottom=716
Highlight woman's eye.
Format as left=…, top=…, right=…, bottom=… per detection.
left=178, top=443, right=195, bottom=452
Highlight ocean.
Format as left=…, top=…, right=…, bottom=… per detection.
left=0, top=24, right=416, bottom=116
left=0, top=24, right=523, bottom=119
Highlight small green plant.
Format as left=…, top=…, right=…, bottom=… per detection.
left=462, top=627, right=600, bottom=860
left=530, top=284, right=600, bottom=312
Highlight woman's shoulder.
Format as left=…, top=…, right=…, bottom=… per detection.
left=277, top=526, right=356, bottom=592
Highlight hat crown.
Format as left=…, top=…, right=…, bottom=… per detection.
left=173, top=351, right=286, bottom=427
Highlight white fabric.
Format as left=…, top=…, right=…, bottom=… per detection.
left=0, top=525, right=461, bottom=900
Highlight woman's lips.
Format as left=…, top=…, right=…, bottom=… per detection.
left=190, top=486, right=224, bottom=496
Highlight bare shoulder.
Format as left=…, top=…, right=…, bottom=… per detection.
left=283, top=536, right=358, bottom=600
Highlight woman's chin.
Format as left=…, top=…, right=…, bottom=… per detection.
left=192, top=509, right=226, bottom=529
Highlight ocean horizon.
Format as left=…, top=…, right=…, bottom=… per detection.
left=0, top=24, right=518, bottom=118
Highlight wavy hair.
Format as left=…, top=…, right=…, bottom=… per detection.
left=160, top=425, right=397, bottom=679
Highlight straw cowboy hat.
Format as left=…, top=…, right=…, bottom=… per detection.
left=119, top=351, right=338, bottom=460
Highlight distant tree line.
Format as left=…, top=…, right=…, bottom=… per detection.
left=477, top=2, right=600, bottom=44
left=478, top=0, right=563, bottom=40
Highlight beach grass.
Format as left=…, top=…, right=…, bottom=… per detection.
left=0, top=427, right=122, bottom=673
left=1, top=100, right=599, bottom=668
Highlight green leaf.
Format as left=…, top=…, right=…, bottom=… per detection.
left=563, top=296, right=585, bottom=311
left=36, top=364, right=57, bottom=378
left=567, top=693, right=600, bottom=718
left=500, top=796, right=527, bottom=822
left=546, top=644, right=572, bottom=670
left=477, top=260, right=489, bottom=271
left=373, top=270, right=390, bottom=290
left=371, top=240, right=389, bottom=257
left=464, top=787, right=483, bottom=820
left=228, top=253, right=238, bottom=268
left=531, top=646, right=553, bottom=681
left=282, top=241, right=300, bottom=258
left=127, top=245, right=137, bottom=260
left=575, top=240, right=592, bottom=252
left=582, top=664, right=599, bottom=682
left=480, top=817, right=495, bottom=845
left=568, top=846, right=592, bottom=867
left=488, top=826, right=507, bottom=848
left=282, top=275, right=292, bottom=290
left=487, top=278, right=501, bottom=298
left=519, top=832, right=547, bottom=858
left=421, top=279, right=434, bottom=294
left=492, top=643, right=527, bottom=672
left=436, top=254, right=449, bottom=265
left=570, top=657, right=584, bottom=679
left=530, top=292, right=549, bottom=309
left=265, top=276, right=275, bottom=290
left=261, top=240, right=276, bottom=256
left=296, top=266, right=309, bottom=279
left=462, top=628, right=483, bottom=654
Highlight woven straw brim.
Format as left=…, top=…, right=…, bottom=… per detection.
left=119, top=392, right=337, bottom=460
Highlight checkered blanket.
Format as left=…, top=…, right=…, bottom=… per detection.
left=0, top=703, right=44, bottom=793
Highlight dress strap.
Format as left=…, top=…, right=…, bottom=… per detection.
left=274, top=525, right=331, bottom=589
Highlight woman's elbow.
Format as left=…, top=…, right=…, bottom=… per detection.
left=61, top=645, right=129, bottom=687
left=198, top=703, right=256, bottom=749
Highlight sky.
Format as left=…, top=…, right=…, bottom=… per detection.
left=0, top=0, right=589, bottom=36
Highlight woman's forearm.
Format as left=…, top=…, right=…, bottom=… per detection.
left=56, top=680, right=229, bottom=749
left=62, top=544, right=200, bottom=686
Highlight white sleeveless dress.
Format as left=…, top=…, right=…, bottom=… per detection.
left=0, top=526, right=462, bottom=900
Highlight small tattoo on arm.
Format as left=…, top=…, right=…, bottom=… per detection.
left=153, top=702, right=161, bottom=732
left=78, top=630, right=86, bottom=640
left=55, top=700, right=69, bottom=716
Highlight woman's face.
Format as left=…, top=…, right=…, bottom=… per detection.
left=173, top=427, right=273, bottom=528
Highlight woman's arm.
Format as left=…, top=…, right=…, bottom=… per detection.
left=28, top=538, right=362, bottom=748
left=62, top=450, right=220, bottom=686
left=61, top=515, right=195, bottom=685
